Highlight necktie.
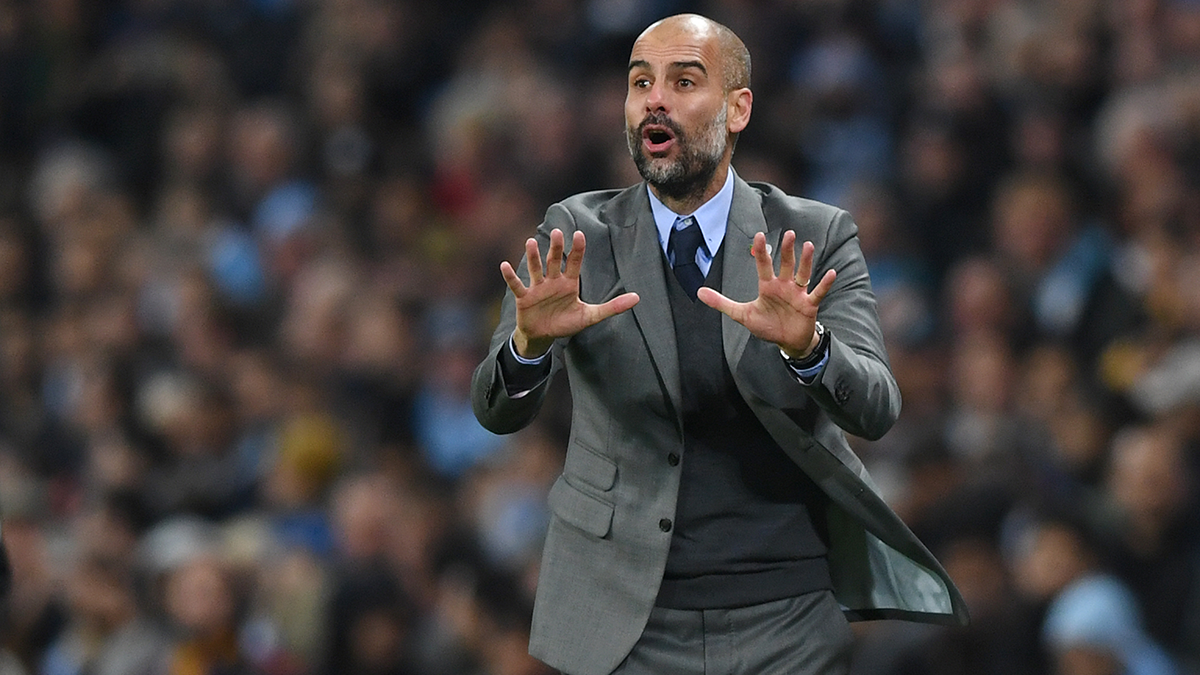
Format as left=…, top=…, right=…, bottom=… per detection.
left=668, top=216, right=705, bottom=300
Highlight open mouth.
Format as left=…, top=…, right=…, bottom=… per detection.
left=642, top=125, right=676, bottom=154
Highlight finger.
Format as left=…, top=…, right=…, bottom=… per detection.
left=794, top=241, right=815, bottom=288
left=588, top=292, right=640, bottom=323
left=779, top=231, right=797, bottom=279
left=808, top=268, right=837, bottom=306
left=697, top=287, right=750, bottom=322
left=752, top=232, right=775, bottom=282
left=525, top=237, right=544, bottom=284
left=545, top=228, right=565, bottom=278
left=500, top=261, right=527, bottom=298
left=793, top=241, right=814, bottom=287
left=564, top=230, right=586, bottom=279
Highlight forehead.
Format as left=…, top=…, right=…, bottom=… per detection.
left=629, top=21, right=721, bottom=73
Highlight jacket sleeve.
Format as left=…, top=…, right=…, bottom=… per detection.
left=802, top=208, right=901, bottom=441
left=471, top=204, right=576, bottom=435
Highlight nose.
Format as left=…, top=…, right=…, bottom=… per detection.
left=644, top=80, right=667, bottom=113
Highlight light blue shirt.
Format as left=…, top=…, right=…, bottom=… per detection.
left=648, top=166, right=735, bottom=277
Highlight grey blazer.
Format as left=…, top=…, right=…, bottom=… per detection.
left=472, top=174, right=968, bottom=675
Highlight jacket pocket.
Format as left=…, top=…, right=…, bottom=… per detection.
left=547, top=475, right=614, bottom=538
left=563, top=442, right=617, bottom=491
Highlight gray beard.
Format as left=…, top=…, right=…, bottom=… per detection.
left=627, top=104, right=728, bottom=202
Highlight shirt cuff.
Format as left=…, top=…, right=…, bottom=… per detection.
left=509, top=335, right=550, bottom=365
left=499, top=334, right=552, bottom=398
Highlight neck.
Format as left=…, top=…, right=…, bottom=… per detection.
left=650, top=159, right=731, bottom=215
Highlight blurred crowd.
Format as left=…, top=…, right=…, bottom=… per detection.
left=0, top=0, right=1198, bottom=674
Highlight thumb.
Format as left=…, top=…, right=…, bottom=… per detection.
left=696, top=287, right=735, bottom=314
left=590, top=292, right=640, bottom=322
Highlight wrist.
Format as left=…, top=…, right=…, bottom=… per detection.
left=781, top=321, right=828, bottom=369
left=781, top=322, right=824, bottom=360
left=513, top=330, right=552, bottom=359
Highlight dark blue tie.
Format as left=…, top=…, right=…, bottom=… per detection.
left=668, top=216, right=705, bottom=300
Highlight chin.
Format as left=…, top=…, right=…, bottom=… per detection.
left=642, top=158, right=678, bottom=179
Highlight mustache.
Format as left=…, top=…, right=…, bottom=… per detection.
left=636, top=112, right=684, bottom=138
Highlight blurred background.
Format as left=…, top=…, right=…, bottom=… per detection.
left=0, top=0, right=1198, bottom=674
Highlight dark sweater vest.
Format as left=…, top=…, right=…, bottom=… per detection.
left=655, top=242, right=832, bottom=609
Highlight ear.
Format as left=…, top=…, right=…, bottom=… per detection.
left=726, top=88, right=752, bottom=134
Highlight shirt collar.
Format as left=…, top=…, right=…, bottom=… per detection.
left=649, top=166, right=735, bottom=256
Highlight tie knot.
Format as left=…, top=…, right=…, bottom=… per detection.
left=669, top=216, right=705, bottom=265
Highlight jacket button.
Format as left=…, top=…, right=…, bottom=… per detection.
left=659, top=518, right=672, bottom=532
left=834, top=377, right=851, bottom=405
left=667, top=453, right=679, bottom=466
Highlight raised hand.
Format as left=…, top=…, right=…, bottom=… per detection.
left=697, top=230, right=836, bottom=358
left=501, top=228, right=640, bottom=358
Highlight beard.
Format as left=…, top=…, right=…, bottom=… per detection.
left=626, top=104, right=728, bottom=202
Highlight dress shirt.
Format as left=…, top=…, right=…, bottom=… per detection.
left=649, top=167, right=735, bottom=278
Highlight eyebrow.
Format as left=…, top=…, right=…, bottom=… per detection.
left=627, top=59, right=709, bottom=75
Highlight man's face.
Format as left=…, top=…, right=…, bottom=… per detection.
left=625, top=21, right=732, bottom=200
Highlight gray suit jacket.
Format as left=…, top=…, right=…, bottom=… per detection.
left=472, top=175, right=968, bottom=675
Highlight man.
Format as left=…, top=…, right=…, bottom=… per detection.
left=472, top=14, right=967, bottom=675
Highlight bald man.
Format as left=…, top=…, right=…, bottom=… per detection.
left=472, top=14, right=967, bottom=675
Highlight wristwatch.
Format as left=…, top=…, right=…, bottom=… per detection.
left=781, top=321, right=828, bottom=370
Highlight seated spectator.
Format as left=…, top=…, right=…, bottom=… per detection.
left=1043, top=574, right=1179, bottom=675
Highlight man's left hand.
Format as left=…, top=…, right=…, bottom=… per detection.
left=697, top=230, right=836, bottom=359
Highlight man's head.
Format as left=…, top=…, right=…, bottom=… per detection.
left=625, top=14, right=752, bottom=208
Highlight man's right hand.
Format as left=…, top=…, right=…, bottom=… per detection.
left=500, top=228, right=640, bottom=358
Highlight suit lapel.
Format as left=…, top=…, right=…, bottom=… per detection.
left=609, top=186, right=683, bottom=417
left=721, top=176, right=779, bottom=376
left=607, top=177, right=781, bottom=418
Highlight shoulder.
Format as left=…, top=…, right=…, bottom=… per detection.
left=555, top=184, right=643, bottom=216
left=543, top=184, right=647, bottom=230
left=746, top=180, right=845, bottom=223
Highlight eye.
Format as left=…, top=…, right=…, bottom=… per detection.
left=632, top=77, right=650, bottom=89
left=678, top=78, right=693, bottom=88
